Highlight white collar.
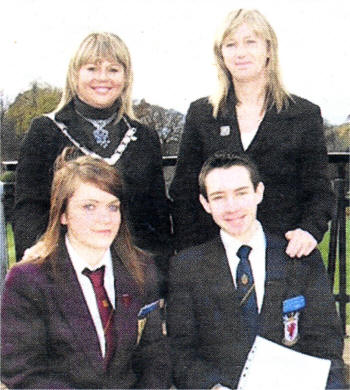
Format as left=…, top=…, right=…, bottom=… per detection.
left=65, top=235, right=113, bottom=275
left=220, top=221, right=266, bottom=311
left=220, top=221, right=265, bottom=254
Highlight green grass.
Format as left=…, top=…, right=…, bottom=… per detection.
left=319, top=218, right=350, bottom=325
left=6, top=223, right=16, bottom=268
left=5, top=220, right=350, bottom=324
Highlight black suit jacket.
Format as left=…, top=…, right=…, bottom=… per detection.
left=167, top=233, right=344, bottom=389
left=169, top=94, right=333, bottom=249
left=1, top=242, right=171, bottom=389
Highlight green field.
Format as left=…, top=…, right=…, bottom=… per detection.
left=5, top=220, right=350, bottom=323
left=6, top=223, right=16, bottom=267
left=318, top=219, right=350, bottom=324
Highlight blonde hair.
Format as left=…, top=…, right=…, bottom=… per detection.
left=31, top=147, right=145, bottom=288
left=56, top=32, right=136, bottom=121
left=210, top=9, right=290, bottom=117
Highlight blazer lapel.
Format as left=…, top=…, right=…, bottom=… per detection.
left=202, top=237, right=240, bottom=312
left=218, top=101, right=244, bottom=154
left=245, top=107, right=290, bottom=155
left=112, top=252, right=141, bottom=352
left=52, top=242, right=105, bottom=372
left=218, top=88, right=273, bottom=154
left=259, top=232, right=290, bottom=339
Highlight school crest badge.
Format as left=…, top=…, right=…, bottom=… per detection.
left=282, top=295, right=305, bottom=347
left=282, top=312, right=300, bottom=346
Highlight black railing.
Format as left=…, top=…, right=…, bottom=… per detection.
left=327, top=153, right=349, bottom=334
left=1, top=153, right=349, bottom=332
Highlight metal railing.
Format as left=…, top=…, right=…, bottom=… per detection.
left=1, top=153, right=349, bottom=332
left=0, top=183, right=8, bottom=290
left=326, top=153, right=349, bottom=334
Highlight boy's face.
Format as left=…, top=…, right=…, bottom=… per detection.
left=200, top=165, right=264, bottom=242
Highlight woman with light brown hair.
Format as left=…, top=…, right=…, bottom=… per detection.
left=13, top=32, right=171, bottom=281
left=170, top=9, right=333, bottom=256
left=2, top=148, right=171, bottom=389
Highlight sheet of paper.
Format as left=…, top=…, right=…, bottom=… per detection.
left=237, top=336, right=331, bottom=390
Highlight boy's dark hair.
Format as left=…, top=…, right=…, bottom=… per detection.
left=198, top=151, right=261, bottom=199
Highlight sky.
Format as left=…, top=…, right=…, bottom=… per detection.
left=1, top=0, right=349, bottom=124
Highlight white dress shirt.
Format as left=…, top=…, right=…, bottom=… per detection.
left=220, top=222, right=266, bottom=312
left=65, top=235, right=115, bottom=357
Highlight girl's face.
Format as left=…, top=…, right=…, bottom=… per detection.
left=61, top=181, right=121, bottom=264
left=77, top=59, right=125, bottom=109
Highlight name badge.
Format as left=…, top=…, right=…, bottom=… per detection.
left=138, top=300, right=160, bottom=319
left=283, top=295, right=305, bottom=314
left=136, top=300, right=161, bottom=345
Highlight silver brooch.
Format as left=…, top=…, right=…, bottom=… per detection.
left=220, top=126, right=230, bottom=136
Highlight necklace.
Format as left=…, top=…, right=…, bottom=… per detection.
left=75, top=110, right=118, bottom=149
left=45, top=113, right=137, bottom=166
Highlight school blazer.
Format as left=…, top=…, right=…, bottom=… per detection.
left=167, top=232, right=344, bottom=389
left=1, top=242, right=171, bottom=389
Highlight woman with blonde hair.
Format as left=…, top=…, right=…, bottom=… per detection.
left=13, top=32, right=171, bottom=279
left=2, top=148, right=171, bottom=389
left=170, top=9, right=333, bottom=256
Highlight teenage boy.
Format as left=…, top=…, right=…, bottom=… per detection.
left=167, top=152, right=345, bottom=389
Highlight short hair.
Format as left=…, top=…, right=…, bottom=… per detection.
left=209, top=9, right=290, bottom=117
left=198, top=151, right=261, bottom=199
left=56, top=32, right=135, bottom=121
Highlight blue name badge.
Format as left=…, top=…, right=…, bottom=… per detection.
left=137, top=300, right=160, bottom=319
left=283, top=295, right=305, bottom=314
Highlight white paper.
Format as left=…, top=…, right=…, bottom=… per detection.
left=237, top=336, right=331, bottom=390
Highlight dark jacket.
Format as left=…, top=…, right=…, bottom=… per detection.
left=169, top=94, right=334, bottom=250
left=1, top=242, right=171, bottom=389
left=13, top=100, right=171, bottom=265
left=167, top=232, right=345, bottom=389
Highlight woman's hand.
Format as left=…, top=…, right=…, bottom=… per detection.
left=285, top=228, right=317, bottom=258
left=21, top=241, right=45, bottom=263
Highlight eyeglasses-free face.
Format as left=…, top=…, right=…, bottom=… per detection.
left=61, top=181, right=121, bottom=265
left=77, top=59, right=125, bottom=109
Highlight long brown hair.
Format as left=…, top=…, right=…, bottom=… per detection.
left=210, top=9, right=290, bottom=117
left=32, top=147, right=145, bottom=287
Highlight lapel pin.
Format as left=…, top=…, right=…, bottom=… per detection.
left=122, top=294, right=131, bottom=308
left=220, top=126, right=230, bottom=136
left=241, top=273, right=249, bottom=285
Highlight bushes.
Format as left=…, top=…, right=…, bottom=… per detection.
left=0, top=171, right=15, bottom=183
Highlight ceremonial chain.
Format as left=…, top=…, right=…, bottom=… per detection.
left=75, top=109, right=117, bottom=149
left=45, top=112, right=138, bottom=166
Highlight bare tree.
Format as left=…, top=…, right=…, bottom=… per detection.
left=0, top=91, right=9, bottom=174
left=133, top=99, right=184, bottom=156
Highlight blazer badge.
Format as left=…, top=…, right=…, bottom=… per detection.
left=136, top=299, right=162, bottom=345
left=282, top=295, right=305, bottom=347
left=122, top=293, right=131, bottom=308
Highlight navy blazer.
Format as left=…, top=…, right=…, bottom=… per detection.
left=169, top=94, right=334, bottom=250
left=167, top=232, right=345, bottom=389
left=1, top=242, right=171, bottom=389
